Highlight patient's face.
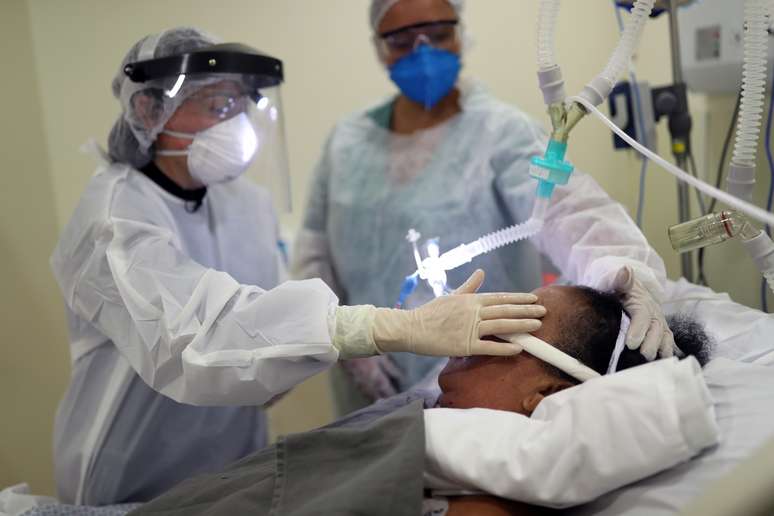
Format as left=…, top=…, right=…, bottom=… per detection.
left=437, top=285, right=577, bottom=415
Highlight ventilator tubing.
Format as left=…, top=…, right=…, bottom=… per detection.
left=537, top=0, right=560, bottom=71
left=669, top=210, right=774, bottom=295
left=425, top=0, right=656, bottom=292
left=572, top=93, right=774, bottom=228
left=668, top=211, right=759, bottom=254
left=400, top=210, right=545, bottom=303
left=536, top=0, right=655, bottom=107
left=727, top=0, right=770, bottom=202
left=438, top=212, right=546, bottom=273
left=743, top=230, right=774, bottom=296
left=534, top=0, right=655, bottom=201
left=581, top=0, right=655, bottom=107
left=536, top=0, right=566, bottom=105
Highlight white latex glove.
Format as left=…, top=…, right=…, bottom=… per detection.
left=373, top=269, right=544, bottom=357
left=612, top=265, right=676, bottom=361
left=332, top=270, right=545, bottom=359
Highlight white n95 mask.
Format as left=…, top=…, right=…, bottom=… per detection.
left=157, top=112, right=258, bottom=186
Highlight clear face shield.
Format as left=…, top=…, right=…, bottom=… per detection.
left=123, top=43, right=292, bottom=211
left=245, top=85, right=291, bottom=212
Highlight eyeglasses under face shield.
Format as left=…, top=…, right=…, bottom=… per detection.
left=378, top=19, right=460, bottom=56
left=123, top=43, right=292, bottom=211
left=180, top=82, right=257, bottom=121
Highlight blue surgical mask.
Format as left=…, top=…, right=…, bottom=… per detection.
left=389, top=44, right=461, bottom=110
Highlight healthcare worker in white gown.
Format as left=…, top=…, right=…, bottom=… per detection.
left=50, top=27, right=547, bottom=506
left=292, top=0, right=677, bottom=414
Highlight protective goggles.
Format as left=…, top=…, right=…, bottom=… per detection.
left=378, top=19, right=460, bottom=55
left=180, top=82, right=256, bottom=121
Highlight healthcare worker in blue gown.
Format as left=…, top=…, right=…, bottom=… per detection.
left=292, top=0, right=677, bottom=415
left=50, top=27, right=550, bottom=505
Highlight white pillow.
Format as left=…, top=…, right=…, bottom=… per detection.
left=567, top=358, right=774, bottom=515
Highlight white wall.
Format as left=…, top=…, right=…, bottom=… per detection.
left=0, top=0, right=69, bottom=496
left=2, top=0, right=772, bottom=496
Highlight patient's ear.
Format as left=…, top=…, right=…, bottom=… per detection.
left=522, top=378, right=575, bottom=414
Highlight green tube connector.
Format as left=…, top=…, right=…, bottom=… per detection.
left=530, top=140, right=575, bottom=199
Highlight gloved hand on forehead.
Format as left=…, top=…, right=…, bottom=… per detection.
left=373, top=269, right=545, bottom=357
left=612, top=265, right=676, bottom=361
left=333, top=270, right=546, bottom=359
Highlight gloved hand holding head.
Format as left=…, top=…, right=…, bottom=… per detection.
left=611, top=265, right=676, bottom=361
left=371, top=269, right=547, bottom=357
left=333, top=270, right=547, bottom=360
left=370, top=0, right=466, bottom=109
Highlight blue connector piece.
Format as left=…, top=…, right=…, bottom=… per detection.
left=529, top=140, right=575, bottom=199
left=395, top=272, right=419, bottom=308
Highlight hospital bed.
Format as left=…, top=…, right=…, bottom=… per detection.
left=564, top=278, right=774, bottom=515
left=2, top=278, right=773, bottom=516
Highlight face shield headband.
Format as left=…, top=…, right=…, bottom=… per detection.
left=122, top=42, right=284, bottom=88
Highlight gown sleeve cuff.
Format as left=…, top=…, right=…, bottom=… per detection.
left=332, top=305, right=379, bottom=359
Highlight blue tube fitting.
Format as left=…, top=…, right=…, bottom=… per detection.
left=395, top=272, right=419, bottom=308
left=530, top=140, right=575, bottom=199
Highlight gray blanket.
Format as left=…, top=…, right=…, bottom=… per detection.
left=130, top=394, right=428, bottom=516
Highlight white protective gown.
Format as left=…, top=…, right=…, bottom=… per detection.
left=294, top=80, right=667, bottom=397
left=51, top=161, right=339, bottom=505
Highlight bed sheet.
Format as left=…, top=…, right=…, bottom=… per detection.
left=663, top=278, right=774, bottom=362
left=0, top=484, right=138, bottom=516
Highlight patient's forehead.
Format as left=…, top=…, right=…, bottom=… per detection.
left=531, top=285, right=584, bottom=343
left=532, top=285, right=581, bottom=312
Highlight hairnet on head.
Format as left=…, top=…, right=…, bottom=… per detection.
left=108, top=27, right=221, bottom=168
left=369, top=0, right=465, bottom=32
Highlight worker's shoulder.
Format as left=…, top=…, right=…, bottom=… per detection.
left=66, top=163, right=180, bottom=233
left=52, top=163, right=141, bottom=269
left=68, top=163, right=135, bottom=222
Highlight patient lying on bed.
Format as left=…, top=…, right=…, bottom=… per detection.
left=438, top=284, right=712, bottom=414
left=129, top=285, right=718, bottom=516
left=427, top=284, right=712, bottom=515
